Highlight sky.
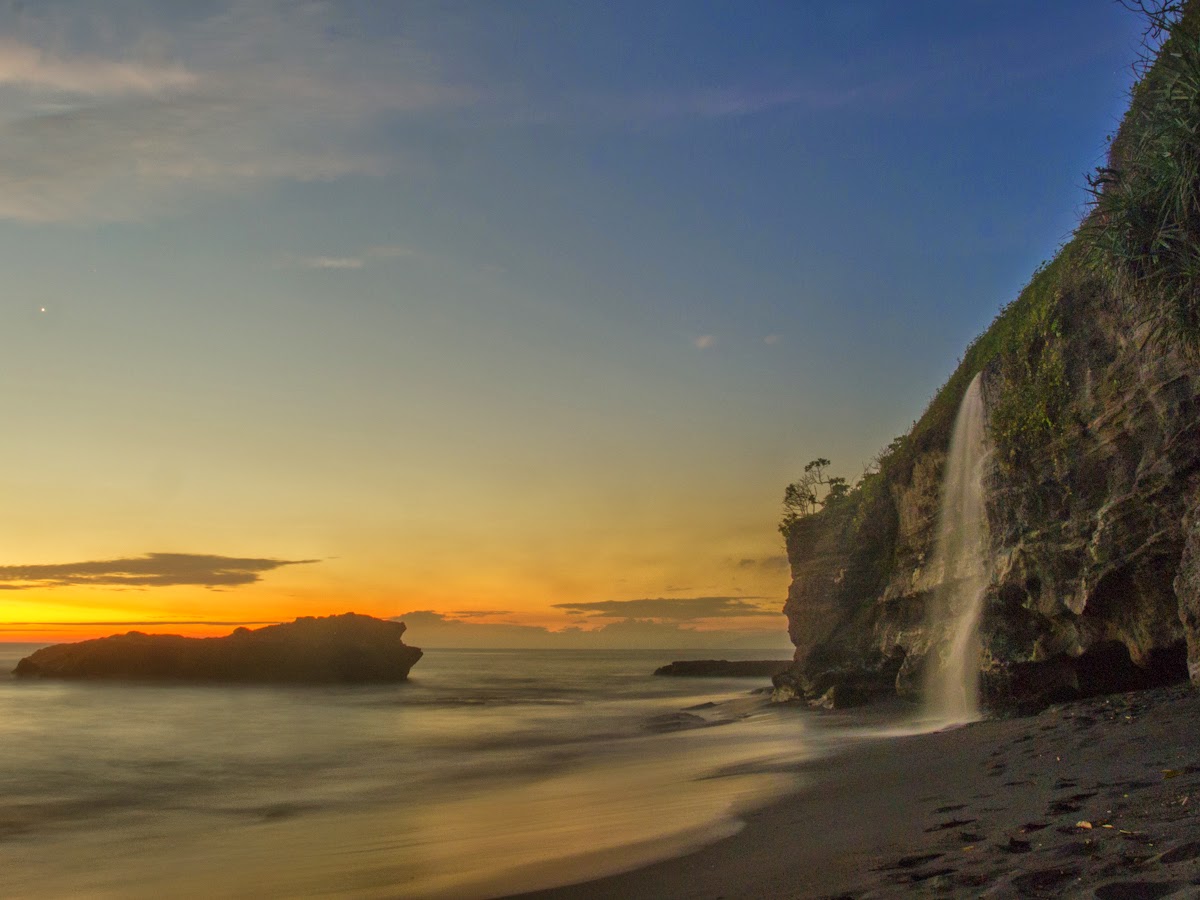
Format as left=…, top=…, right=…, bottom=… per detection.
left=0, top=0, right=1147, bottom=647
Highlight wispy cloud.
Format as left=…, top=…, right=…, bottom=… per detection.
left=736, top=556, right=790, bottom=572
left=393, top=610, right=791, bottom=650
left=0, top=620, right=280, bottom=627
left=287, top=244, right=418, bottom=272
left=0, top=2, right=475, bottom=223
left=603, top=81, right=907, bottom=124
left=551, top=596, right=778, bottom=620
left=0, top=553, right=317, bottom=590
left=297, top=256, right=364, bottom=270
left=0, top=38, right=197, bottom=96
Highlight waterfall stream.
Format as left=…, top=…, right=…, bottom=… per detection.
left=922, top=372, right=990, bottom=725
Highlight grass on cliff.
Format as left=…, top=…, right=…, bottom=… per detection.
left=876, top=249, right=1077, bottom=483
left=1087, top=2, right=1200, bottom=350
left=780, top=0, right=1200, bottom=541
left=863, top=2, right=1200, bottom=477
left=779, top=251, right=1076, bottom=538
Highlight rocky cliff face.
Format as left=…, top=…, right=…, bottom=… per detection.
left=13, top=613, right=424, bottom=684
left=776, top=282, right=1200, bottom=710
left=775, top=5, right=1200, bottom=711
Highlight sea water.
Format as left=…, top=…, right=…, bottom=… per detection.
left=0, top=644, right=825, bottom=899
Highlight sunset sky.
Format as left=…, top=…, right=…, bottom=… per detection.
left=1, top=1, right=1144, bottom=646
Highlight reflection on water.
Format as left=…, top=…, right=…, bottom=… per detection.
left=0, top=646, right=815, bottom=899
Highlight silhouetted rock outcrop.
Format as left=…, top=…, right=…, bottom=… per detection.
left=653, top=659, right=792, bottom=678
left=13, top=613, right=422, bottom=683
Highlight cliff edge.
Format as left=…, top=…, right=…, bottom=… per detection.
left=775, top=3, right=1200, bottom=711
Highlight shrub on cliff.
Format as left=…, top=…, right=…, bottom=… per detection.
left=1088, top=1, right=1200, bottom=351
left=986, top=255, right=1077, bottom=467
left=779, top=458, right=851, bottom=536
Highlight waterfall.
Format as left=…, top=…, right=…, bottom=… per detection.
left=922, top=372, right=990, bottom=725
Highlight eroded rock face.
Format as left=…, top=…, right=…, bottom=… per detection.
left=774, top=6, right=1200, bottom=712
left=776, top=293, right=1200, bottom=712
left=13, top=613, right=423, bottom=684
left=1176, top=496, right=1200, bottom=684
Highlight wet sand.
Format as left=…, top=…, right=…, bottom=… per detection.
left=510, top=684, right=1200, bottom=899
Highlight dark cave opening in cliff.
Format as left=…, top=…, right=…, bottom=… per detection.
left=1073, top=640, right=1188, bottom=696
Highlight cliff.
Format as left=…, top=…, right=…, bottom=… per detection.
left=775, top=5, right=1200, bottom=711
left=12, top=613, right=423, bottom=684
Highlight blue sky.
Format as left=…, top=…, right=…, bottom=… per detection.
left=0, top=1, right=1148, bottom=643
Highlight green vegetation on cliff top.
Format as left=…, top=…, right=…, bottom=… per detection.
left=781, top=0, right=1200, bottom=540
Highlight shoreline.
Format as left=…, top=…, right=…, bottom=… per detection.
left=508, top=684, right=1200, bottom=899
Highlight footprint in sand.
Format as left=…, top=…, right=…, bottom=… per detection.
left=1010, top=866, right=1081, bottom=894
left=1049, top=800, right=1085, bottom=815
left=1000, top=837, right=1033, bottom=854
left=1096, top=853, right=1153, bottom=876
left=1054, top=839, right=1104, bottom=860
left=886, top=866, right=956, bottom=885
left=924, top=817, right=977, bottom=833
left=1158, top=840, right=1200, bottom=864
left=1093, top=880, right=1184, bottom=899
left=874, top=852, right=943, bottom=871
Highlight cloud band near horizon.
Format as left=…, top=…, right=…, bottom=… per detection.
left=551, top=596, right=779, bottom=620
left=0, top=553, right=317, bottom=590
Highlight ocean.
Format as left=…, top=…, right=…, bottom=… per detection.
left=0, top=643, right=853, bottom=899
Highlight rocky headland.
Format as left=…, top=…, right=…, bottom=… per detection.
left=12, top=613, right=423, bottom=684
left=773, top=3, right=1200, bottom=713
left=653, top=659, right=792, bottom=678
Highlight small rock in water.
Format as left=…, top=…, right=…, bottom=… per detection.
left=807, top=684, right=867, bottom=709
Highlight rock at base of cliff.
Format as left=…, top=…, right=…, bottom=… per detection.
left=806, top=684, right=870, bottom=710
left=12, top=613, right=423, bottom=684
left=653, top=659, right=793, bottom=678
left=1175, top=496, right=1200, bottom=685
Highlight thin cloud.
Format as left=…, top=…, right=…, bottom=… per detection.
left=615, top=82, right=903, bottom=122
left=392, top=610, right=791, bottom=650
left=693, top=335, right=716, bottom=350
left=298, top=256, right=364, bottom=270
left=0, top=2, right=476, bottom=223
left=0, top=38, right=197, bottom=96
left=551, top=596, right=778, bottom=620
left=289, top=244, right=420, bottom=271
left=0, top=553, right=317, bottom=590
left=763, top=334, right=781, bottom=345
left=0, top=620, right=281, bottom=627
left=736, top=556, right=790, bottom=572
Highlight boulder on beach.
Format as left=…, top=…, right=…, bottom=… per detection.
left=12, top=613, right=423, bottom=684
left=653, top=659, right=793, bottom=678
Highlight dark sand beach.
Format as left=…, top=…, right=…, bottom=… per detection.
left=513, top=685, right=1200, bottom=899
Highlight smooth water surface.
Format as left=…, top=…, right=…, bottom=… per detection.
left=0, top=645, right=817, bottom=899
